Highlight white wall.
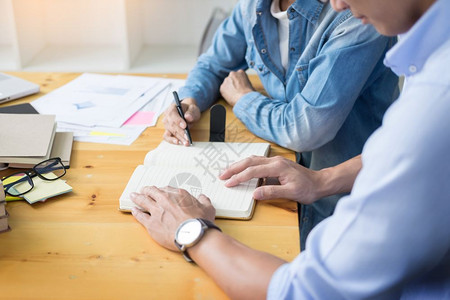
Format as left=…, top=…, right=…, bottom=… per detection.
left=0, top=0, right=237, bottom=73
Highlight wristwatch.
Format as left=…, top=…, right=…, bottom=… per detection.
left=174, top=218, right=222, bottom=263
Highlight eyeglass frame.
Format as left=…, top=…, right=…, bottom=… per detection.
left=2, top=157, right=69, bottom=197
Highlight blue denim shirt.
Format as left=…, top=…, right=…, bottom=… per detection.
left=179, top=0, right=398, bottom=248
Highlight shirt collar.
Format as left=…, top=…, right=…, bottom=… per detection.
left=257, top=0, right=325, bottom=25
left=291, top=0, right=325, bottom=24
left=384, top=0, right=450, bottom=77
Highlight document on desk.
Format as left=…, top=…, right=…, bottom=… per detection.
left=57, top=122, right=147, bottom=146
left=31, top=73, right=169, bottom=128
left=124, top=78, right=185, bottom=127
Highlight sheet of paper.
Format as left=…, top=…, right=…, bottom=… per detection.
left=120, top=165, right=256, bottom=218
left=31, top=73, right=169, bottom=128
left=57, top=123, right=147, bottom=145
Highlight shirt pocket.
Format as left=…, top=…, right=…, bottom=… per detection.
left=295, top=63, right=309, bottom=88
left=245, top=44, right=270, bottom=77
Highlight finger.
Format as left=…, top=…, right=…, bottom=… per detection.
left=225, top=163, right=280, bottom=187
left=163, top=130, right=180, bottom=145
left=164, top=104, right=185, bottom=127
left=130, top=192, right=158, bottom=213
left=158, top=186, right=195, bottom=207
left=220, top=156, right=271, bottom=180
left=166, top=104, right=188, bottom=132
left=197, top=193, right=212, bottom=206
left=253, top=185, right=288, bottom=200
left=131, top=207, right=151, bottom=225
left=166, top=124, right=187, bottom=145
left=140, top=186, right=168, bottom=202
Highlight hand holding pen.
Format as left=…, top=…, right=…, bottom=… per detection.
left=162, top=92, right=200, bottom=146
left=172, top=91, right=193, bottom=146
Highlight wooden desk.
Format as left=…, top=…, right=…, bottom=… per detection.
left=0, top=73, right=299, bottom=300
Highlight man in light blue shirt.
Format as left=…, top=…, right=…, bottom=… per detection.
left=131, top=0, right=450, bottom=298
left=163, top=0, right=399, bottom=249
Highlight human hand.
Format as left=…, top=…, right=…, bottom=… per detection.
left=131, top=186, right=216, bottom=251
left=163, top=97, right=201, bottom=146
left=220, top=156, right=322, bottom=205
left=219, top=70, right=255, bottom=106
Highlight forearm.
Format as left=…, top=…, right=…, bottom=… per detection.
left=315, top=155, right=362, bottom=199
left=233, top=91, right=351, bottom=152
left=188, top=229, right=286, bottom=300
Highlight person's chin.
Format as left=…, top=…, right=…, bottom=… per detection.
left=370, top=21, right=403, bottom=37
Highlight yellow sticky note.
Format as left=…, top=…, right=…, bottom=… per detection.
left=5, top=196, right=23, bottom=202
left=13, top=172, right=72, bottom=204
left=2, top=176, right=25, bottom=201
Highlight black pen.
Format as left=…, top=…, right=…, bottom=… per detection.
left=172, top=91, right=193, bottom=146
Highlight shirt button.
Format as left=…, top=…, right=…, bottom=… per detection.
left=256, top=11, right=262, bottom=16
left=249, top=61, right=255, bottom=67
left=302, top=217, right=308, bottom=223
left=261, top=48, right=267, bottom=54
left=290, top=47, right=295, bottom=52
left=290, top=8, right=295, bottom=12
left=409, top=65, right=417, bottom=73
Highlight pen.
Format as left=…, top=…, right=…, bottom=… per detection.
left=172, top=91, right=193, bottom=145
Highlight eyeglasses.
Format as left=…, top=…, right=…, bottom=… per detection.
left=2, top=157, right=69, bottom=197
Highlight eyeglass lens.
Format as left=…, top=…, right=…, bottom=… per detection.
left=3, top=173, right=33, bottom=196
left=35, top=158, right=66, bottom=180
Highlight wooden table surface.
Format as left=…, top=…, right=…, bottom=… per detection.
left=0, top=72, right=299, bottom=300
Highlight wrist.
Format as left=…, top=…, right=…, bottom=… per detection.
left=186, top=227, right=223, bottom=261
left=315, top=165, right=354, bottom=199
left=315, top=168, right=337, bottom=200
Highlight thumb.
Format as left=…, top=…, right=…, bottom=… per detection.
left=185, top=104, right=200, bottom=122
left=253, top=185, right=288, bottom=200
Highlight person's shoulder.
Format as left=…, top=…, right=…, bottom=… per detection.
left=237, top=0, right=257, bottom=19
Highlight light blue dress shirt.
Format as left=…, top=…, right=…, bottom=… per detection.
left=179, top=0, right=398, bottom=249
left=268, top=0, right=450, bottom=298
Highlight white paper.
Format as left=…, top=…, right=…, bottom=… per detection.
left=32, top=73, right=169, bottom=128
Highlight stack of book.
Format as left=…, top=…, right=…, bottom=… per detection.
left=0, top=180, right=10, bottom=233
left=0, top=112, right=73, bottom=168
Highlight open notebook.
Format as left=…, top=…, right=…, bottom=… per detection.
left=119, top=141, right=270, bottom=219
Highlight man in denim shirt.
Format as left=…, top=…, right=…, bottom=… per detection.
left=163, top=0, right=398, bottom=249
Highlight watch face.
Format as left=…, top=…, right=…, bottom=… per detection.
left=176, top=219, right=202, bottom=245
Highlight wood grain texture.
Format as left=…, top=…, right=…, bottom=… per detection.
left=0, top=72, right=299, bottom=300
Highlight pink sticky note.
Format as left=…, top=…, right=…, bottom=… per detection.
left=124, top=111, right=156, bottom=125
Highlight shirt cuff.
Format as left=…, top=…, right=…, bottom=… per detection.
left=267, top=263, right=291, bottom=299
left=177, top=87, right=210, bottom=112
left=232, top=91, right=263, bottom=119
